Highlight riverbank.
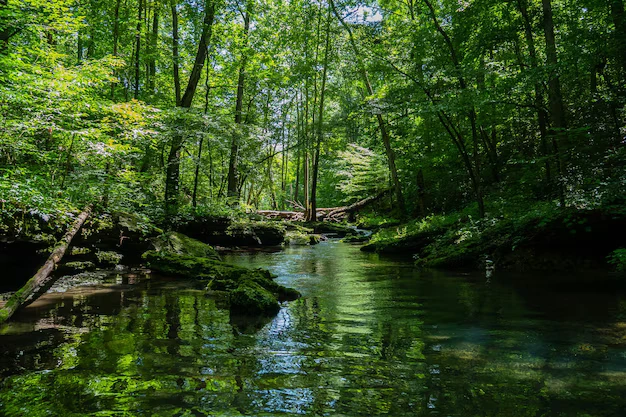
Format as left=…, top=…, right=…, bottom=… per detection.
left=0, top=207, right=314, bottom=318
left=361, top=203, right=626, bottom=273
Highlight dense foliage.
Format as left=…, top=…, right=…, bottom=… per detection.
left=1, top=0, right=625, bottom=225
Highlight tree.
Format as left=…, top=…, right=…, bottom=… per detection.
left=164, top=0, right=216, bottom=214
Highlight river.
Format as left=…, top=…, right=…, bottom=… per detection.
left=1, top=240, right=625, bottom=416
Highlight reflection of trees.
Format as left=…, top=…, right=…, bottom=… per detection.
left=2, top=246, right=626, bottom=416
left=226, top=242, right=428, bottom=415
left=0, top=284, right=246, bottom=416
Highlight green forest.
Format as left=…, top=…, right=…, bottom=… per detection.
left=2, top=0, right=626, bottom=277
left=1, top=0, right=626, bottom=414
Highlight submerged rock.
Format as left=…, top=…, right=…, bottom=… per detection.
left=143, top=251, right=300, bottom=315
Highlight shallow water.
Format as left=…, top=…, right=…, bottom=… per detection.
left=1, top=241, right=626, bottom=416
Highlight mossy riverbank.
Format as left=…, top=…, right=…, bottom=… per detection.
left=362, top=204, right=626, bottom=272
left=1, top=211, right=307, bottom=318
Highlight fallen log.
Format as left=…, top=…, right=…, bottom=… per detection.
left=0, top=204, right=93, bottom=324
left=257, top=210, right=304, bottom=220
left=257, top=190, right=391, bottom=223
left=324, top=188, right=392, bottom=220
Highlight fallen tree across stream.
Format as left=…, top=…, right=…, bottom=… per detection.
left=257, top=188, right=392, bottom=222
left=0, top=204, right=93, bottom=324
left=321, top=188, right=392, bottom=221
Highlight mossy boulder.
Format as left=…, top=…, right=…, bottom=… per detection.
left=143, top=251, right=300, bottom=315
left=95, top=251, right=124, bottom=266
left=75, top=211, right=162, bottom=264
left=149, top=231, right=220, bottom=260
left=342, top=232, right=370, bottom=243
left=285, top=230, right=321, bottom=245
left=174, top=216, right=286, bottom=246
left=230, top=281, right=280, bottom=315
left=56, top=261, right=96, bottom=275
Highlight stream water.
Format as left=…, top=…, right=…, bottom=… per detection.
left=1, top=241, right=626, bottom=416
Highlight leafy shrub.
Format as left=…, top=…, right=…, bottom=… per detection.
left=608, top=249, right=626, bottom=273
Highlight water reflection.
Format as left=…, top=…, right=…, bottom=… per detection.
left=0, top=241, right=625, bottom=416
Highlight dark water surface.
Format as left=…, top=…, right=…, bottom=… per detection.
left=1, top=241, right=626, bottom=416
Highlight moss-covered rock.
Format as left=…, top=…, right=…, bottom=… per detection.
left=285, top=230, right=321, bottom=245
left=149, top=231, right=220, bottom=260
left=230, top=281, right=280, bottom=315
left=174, top=216, right=286, bottom=246
left=143, top=251, right=300, bottom=315
left=75, top=211, right=162, bottom=264
left=56, top=261, right=96, bottom=275
left=95, top=251, right=124, bottom=266
left=342, top=232, right=370, bottom=243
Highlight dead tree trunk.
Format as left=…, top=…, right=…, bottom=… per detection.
left=0, top=204, right=93, bottom=324
left=324, top=188, right=392, bottom=220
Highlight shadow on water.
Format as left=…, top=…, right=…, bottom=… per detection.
left=1, top=240, right=626, bottom=416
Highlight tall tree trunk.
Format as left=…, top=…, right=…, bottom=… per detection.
left=227, top=9, right=250, bottom=199
left=192, top=64, right=212, bottom=207
left=171, top=0, right=181, bottom=105
left=415, top=168, right=426, bottom=218
left=110, top=0, right=121, bottom=99
left=148, top=1, right=159, bottom=93
left=307, top=6, right=331, bottom=222
left=517, top=0, right=551, bottom=187
left=542, top=0, right=567, bottom=207
left=330, top=0, right=405, bottom=214
left=610, top=0, right=626, bottom=83
left=164, top=0, right=216, bottom=214
left=294, top=98, right=302, bottom=204
left=0, top=0, right=11, bottom=53
left=77, top=32, right=83, bottom=62
left=134, top=0, right=143, bottom=99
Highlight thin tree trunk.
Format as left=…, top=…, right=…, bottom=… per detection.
left=134, top=0, right=143, bottom=99
left=227, top=10, right=250, bottom=200
left=542, top=0, right=567, bottom=207
left=110, top=0, right=121, bottom=99
left=0, top=205, right=93, bottom=324
left=517, top=0, right=551, bottom=187
left=148, top=1, right=159, bottom=93
left=294, top=100, right=302, bottom=204
left=610, top=0, right=626, bottom=82
left=0, top=0, right=11, bottom=53
left=171, top=0, right=181, bottom=105
left=192, top=63, right=213, bottom=207
left=415, top=168, right=426, bottom=217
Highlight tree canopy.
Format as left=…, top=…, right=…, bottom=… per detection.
left=1, top=0, right=624, bottom=223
